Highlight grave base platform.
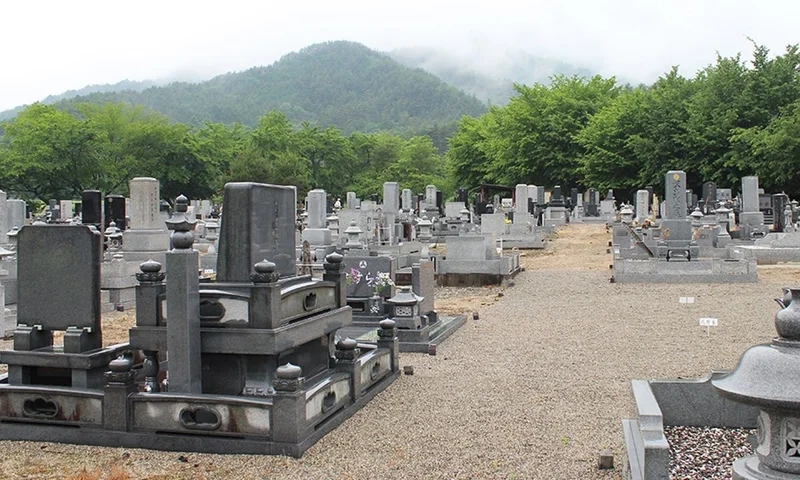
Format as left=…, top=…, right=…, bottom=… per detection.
left=339, top=314, right=466, bottom=352
left=612, top=257, right=758, bottom=283
left=0, top=359, right=399, bottom=458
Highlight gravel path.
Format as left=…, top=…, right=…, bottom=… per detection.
left=665, top=426, right=755, bottom=479
left=0, top=224, right=792, bottom=479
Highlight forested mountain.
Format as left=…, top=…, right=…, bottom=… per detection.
left=0, top=79, right=157, bottom=121
left=9, top=41, right=487, bottom=134
left=389, top=46, right=595, bottom=105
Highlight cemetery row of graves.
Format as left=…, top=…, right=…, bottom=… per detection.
left=0, top=172, right=795, bottom=479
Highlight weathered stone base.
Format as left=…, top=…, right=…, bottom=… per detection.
left=732, top=455, right=796, bottom=479
left=0, top=358, right=399, bottom=458
left=613, top=258, right=758, bottom=283
left=435, top=269, right=519, bottom=287
left=738, top=246, right=800, bottom=265
left=339, top=314, right=466, bottom=352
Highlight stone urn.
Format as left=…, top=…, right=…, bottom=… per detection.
left=713, top=287, right=800, bottom=478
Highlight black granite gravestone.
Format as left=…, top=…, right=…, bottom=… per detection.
left=82, top=190, right=103, bottom=226
left=105, top=194, right=126, bottom=230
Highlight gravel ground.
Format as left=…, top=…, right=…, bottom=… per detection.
left=665, top=426, right=755, bottom=479
left=0, top=224, right=793, bottom=479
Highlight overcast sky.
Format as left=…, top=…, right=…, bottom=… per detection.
left=2, top=0, right=798, bottom=111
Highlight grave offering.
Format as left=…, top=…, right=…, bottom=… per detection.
left=0, top=183, right=399, bottom=457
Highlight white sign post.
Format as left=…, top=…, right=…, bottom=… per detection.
left=699, top=317, right=718, bottom=336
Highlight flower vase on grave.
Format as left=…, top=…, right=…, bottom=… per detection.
left=368, top=295, right=383, bottom=317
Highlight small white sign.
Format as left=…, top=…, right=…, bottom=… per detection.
left=699, top=317, right=718, bottom=336
left=679, top=296, right=695, bottom=304
left=699, top=317, right=718, bottom=326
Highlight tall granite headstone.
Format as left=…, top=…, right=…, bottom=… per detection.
left=217, top=183, right=297, bottom=281
left=515, top=184, right=528, bottom=215
left=104, top=195, right=126, bottom=230
left=81, top=190, right=102, bottom=227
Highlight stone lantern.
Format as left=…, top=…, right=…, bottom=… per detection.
left=385, top=286, right=424, bottom=329
left=713, top=287, right=800, bottom=479
left=690, top=207, right=704, bottom=227
left=327, top=214, right=340, bottom=242
left=104, top=221, right=123, bottom=252
left=344, top=221, right=363, bottom=248
left=460, top=208, right=471, bottom=223
left=417, top=215, right=433, bottom=241
left=205, top=218, right=219, bottom=254
left=620, top=205, right=634, bottom=224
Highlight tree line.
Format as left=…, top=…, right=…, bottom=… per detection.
left=0, top=103, right=449, bottom=206
left=447, top=42, right=800, bottom=200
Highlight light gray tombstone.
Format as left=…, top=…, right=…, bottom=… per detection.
left=515, top=184, right=528, bottom=215
left=635, top=190, right=649, bottom=222
left=383, top=182, right=399, bottom=244
left=383, top=183, right=399, bottom=214
left=527, top=185, right=538, bottom=206
left=412, top=260, right=435, bottom=316
left=0, top=191, right=7, bottom=243
left=664, top=171, right=688, bottom=220
left=123, top=177, right=170, bottom=255
left=302, top=189, right=332, bottom=246
left=717, top=188, right=732, bottom=203
left=480, top=213, right=507, bottom=236
left=741, top=177, right=760, bottom=213
left=59, top=200, right=73, bottom=221
left=534, top=186, right=545, bottom=206
left=445, top=202, right=464, bottom=220
left=425, top=185, right=437, bottom=205
left=306, top=189, right=327, bottom=229
left=6, top=199, right=25, bottom=234
left=740, top=176, right=765, bottom=230
left=346, top=191, right=358, bottom=210
left=401, top=189, right=413, bottom=212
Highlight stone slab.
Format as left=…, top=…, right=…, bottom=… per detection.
left=17, top=225, right=102, bottom=330
left=217, top=183, right=297, bottom=281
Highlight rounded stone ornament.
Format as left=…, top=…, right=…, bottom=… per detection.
left=776, top=288, right=800, bottom=340
left=254, top=259, right=276, bottom=274
left=171, top=230, right=194, bottom=249
left=338, top=337, right=358, bottom=350
left=276, top=363, right=302, bottom=379
left=109, top=354, right=133, bottom=372
left=140, top=259, right=163, bottom=273
left=380, top=319, right=397, bottom=330
left=325, top=251, right=343, bottom=264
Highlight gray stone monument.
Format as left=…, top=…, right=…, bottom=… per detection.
left=740, top=176, right=766, bottom=237
left=515, top=184, right=528, bottom=215
left=123, top=177, right=170, bottom=262
left=657, top=170, right=698, bottom=261
left=302, top=189, right=332, bottom=246
left=635, top=190, right=649, bottom=222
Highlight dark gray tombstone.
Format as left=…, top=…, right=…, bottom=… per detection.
left=436, top=191, right=443, bottom=214
left=645, top=186, right=654, bottom=206
left=773, top=194, right=788, bottom=232
left=105, top=195, right=127, bottom=230
left=18, top=225, right=102, bottom=332
left=344, top=255, right=397, bottom=298
left=570, top=188, right=579, bottom=209
left=702, top=181, right=717, bottom=211
left=216, top=183, right=297, bottom=282
left=550, top=186, right=565, bottom=207
left=81, top=190, right=102, bottom=226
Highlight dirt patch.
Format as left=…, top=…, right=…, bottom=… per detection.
left=521, top=223, right=611, bottom=271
